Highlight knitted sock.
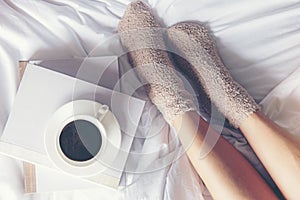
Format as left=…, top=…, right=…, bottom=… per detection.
left=167, top=22, right=260, bottom=128
left=118, top=1, right=197, bottom=124
left=168, top=51, right=212, bottom=117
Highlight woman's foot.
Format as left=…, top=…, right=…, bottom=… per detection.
left=166, top=22, right=260, bottom=128
left=118, top=1, right=197, bottom=124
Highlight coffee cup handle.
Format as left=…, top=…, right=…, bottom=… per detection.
left=97, top=105, right=109, bottom=121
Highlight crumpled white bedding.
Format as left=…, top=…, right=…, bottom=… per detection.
left=261, top=66, right=300, bottom=139
left=1, top=0, right=300, bottom=199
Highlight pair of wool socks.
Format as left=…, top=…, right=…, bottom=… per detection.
left=118, top=1, right=259, bottom=128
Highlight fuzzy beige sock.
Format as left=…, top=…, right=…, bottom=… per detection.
left=169, top=51, right=213, bottom=117
left=118, top=1, right=197, bottom=124
left=167, top=22, right=260, bottom=128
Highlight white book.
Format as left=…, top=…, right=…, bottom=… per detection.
left=0, top=57, right=145, bottom=193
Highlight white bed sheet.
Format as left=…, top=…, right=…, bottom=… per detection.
left=1, top=0, right=300, bottom=199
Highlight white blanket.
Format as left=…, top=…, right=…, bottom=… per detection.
left=1, top=0, right=300, bottom=199
left=261, top=66, right=300, bottom=139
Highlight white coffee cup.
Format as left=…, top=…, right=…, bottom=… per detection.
left=45, top=100, right=121, bottom=177
left=57, top=105, right=108, bottom=165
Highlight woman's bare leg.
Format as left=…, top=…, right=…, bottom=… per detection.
left=166, top=22, right=300, bottom=198
left=173, top=111, right=277, bottom=200
left=239, top=111, right=300, bottom=199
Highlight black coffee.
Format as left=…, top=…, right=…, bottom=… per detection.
left=59, top=120, right=102, bottom=162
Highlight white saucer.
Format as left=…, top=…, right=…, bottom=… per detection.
left=45, top=100, right=121, bottom=177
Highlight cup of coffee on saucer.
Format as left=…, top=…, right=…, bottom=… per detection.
left=45, top=100, right=121, bottom=177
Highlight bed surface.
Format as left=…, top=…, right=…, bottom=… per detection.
left=1, top=0, right=300, bottom=199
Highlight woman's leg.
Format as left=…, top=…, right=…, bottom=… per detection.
left=167, top=22, right=300, bottom=199
left=240, top=111, right=300, bottom=199
left=173, top=111, right=277, bottom=200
